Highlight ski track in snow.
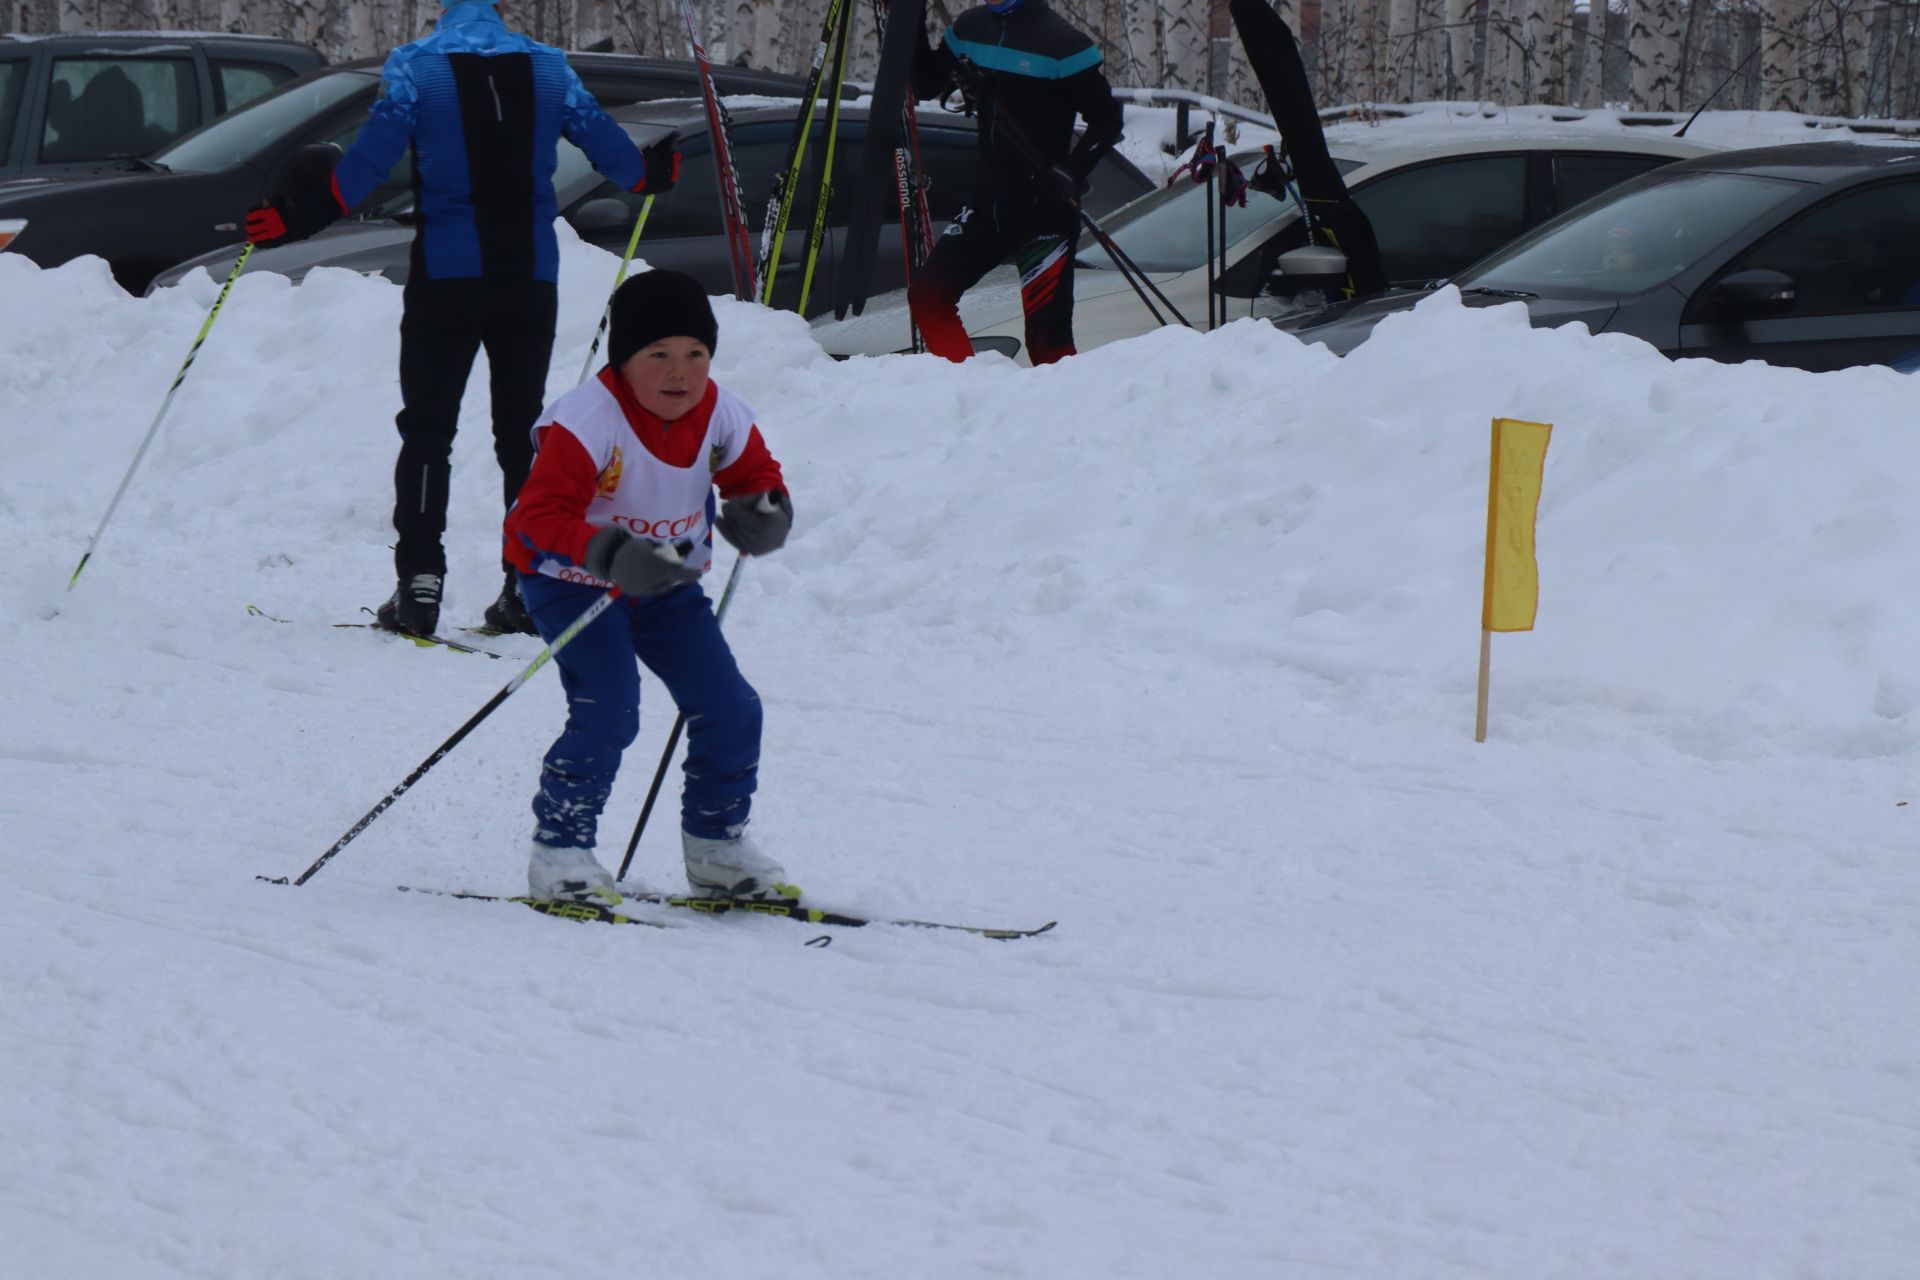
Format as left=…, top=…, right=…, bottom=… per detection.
left=2, top=205, right=1918, bottom=1278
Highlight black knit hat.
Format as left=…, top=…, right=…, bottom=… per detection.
left=607, top=269, right=718, bottom=369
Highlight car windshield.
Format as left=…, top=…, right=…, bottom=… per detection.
left=1457, top=169, right=1807, bottom=299
left=1097, top=152, right=1360, bottom=271
left=156, top=71, right=368, bottom=173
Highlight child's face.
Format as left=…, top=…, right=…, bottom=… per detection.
left=619, top=337, right=711, bottom=420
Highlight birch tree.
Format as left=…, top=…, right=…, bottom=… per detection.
left=1631, top=0, right=1684, bottom=107
left=1761, top=0, right=1806, bottom=108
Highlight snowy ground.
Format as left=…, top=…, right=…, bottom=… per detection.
left=3, top=213, right=1918, bottom=1278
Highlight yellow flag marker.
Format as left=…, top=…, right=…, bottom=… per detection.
left=1477, top=417, right=1551, bottom=741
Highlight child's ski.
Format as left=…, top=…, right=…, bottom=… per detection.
left=680, top=0, right=757, bottom=301
left=614, top=885, right=1056, bottom=939
left=392, top=883, right=673, bottom=927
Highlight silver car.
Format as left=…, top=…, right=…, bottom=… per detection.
left=810, top=127, right=1713, bottom=363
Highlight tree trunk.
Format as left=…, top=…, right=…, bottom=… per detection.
left=1762, top=0, right=1805, bottom=110
left=1162, top=0, right=1209, bottom=92
left=1122, top=0, right=1156, bottom=88
left=1631, top=0, right=1682, bottom=108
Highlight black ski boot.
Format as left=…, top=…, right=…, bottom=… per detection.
left=375, top=572, right=444, bottom=636
left=481, top=571, right=537, bottom=636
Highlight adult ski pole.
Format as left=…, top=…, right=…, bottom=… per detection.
left=759, top=0, right=848, bottom=304
left=616, top=554, right=747, bottom=881
left=576, top=195, right=654, bottom=384
left=66, top=243, right=254, bottom=591
left=290, top=590, right=619, bottom=886
left=797, top=0, right=856, bottom=317
left=1202, top=124, right=1218, bottom=328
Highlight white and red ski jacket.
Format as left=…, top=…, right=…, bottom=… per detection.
left=504, top=366, right=785, bottom=585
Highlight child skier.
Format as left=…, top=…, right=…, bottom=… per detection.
left=503, top=270, right=794, bottom=903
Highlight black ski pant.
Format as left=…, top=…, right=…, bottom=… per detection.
left=907, top=206, right=1081, bottom=366
left=392, top=277, right=558, bottom=579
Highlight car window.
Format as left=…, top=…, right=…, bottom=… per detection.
left=0, top=59, right=25, bottom=167
left=1100, top=155, right=1295, bottom=272
left=157, top=71, right=368, bottom=173
left=1352, top=155, right=1527, bottom=284
left=1464, top=169, right=1806, bottom=300
left=1711, top=178, right=1920, bottom=313
left=580, top=119, right=935, bottom=242
left=215, top=60, right=300, bottom=115
left=1553, top=152, right=1671, bottom=214
left=41, top=57, right=197, bottom=163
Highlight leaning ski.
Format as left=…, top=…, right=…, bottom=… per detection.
left=615, top=885, right=1056, bottom=939
left=680, top=0, right=757, bottom=301
left=1228, top=0, right=1386, bottom=294
left=832, top=0, right=926, bottom=319
left=394, top=883, right=672, bottom=928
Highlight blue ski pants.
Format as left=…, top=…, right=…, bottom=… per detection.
left=518, top=574, right=761, bottom=851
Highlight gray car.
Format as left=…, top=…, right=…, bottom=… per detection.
left=1276, top=140, right=1920, bottom=373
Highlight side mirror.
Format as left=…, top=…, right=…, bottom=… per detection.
left=1269, top=244, right=1349, bottom=296
left=569, top=197, right=632, bottom=236
left=1703, top=268, right=1795, bottom=319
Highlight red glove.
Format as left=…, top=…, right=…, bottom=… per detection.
left=245, top=202, right=289, bottom=245
left=635, top=135, right=680, bottom=195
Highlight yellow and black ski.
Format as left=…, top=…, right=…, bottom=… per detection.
left=612, top=886, right=1056, bottom=940
left=392, top=883, right=672, bottom=928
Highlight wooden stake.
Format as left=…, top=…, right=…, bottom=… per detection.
left=1475, top=627, right=1492, bottom=742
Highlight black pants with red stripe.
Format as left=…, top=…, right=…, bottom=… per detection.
left=907, top=206, right=1081, bottom=366
left=392, top=277, right=558, bottom=579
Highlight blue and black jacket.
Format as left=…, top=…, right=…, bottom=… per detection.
left=912, top=0, right=1123, bottom=230
left=329, top=1, right=653, bottom=282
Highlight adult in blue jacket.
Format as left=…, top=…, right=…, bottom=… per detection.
left=245, top=0, right=679, bottom=638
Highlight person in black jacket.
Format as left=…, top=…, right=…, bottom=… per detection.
left=908, top=0, right=1122, bottom=366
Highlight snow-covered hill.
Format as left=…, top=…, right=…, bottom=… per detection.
left=2, top=226, right=1915, bottom=1277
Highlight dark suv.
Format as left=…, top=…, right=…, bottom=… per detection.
left=0, top=54, right=837, bottom=292
left=0, top=31, right=325, bottom=178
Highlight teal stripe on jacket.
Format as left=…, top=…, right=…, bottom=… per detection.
left=942, top=31, right=1103, bottom=79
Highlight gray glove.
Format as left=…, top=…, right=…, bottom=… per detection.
left=715, top=490, right=793, bottom=556
left=584, top=528, right=699, bottom=598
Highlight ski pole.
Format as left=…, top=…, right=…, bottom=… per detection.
left=1203, top=125, right=1218, bottom=328
left=66, top=243, right=255, bottom=591
left=759, top=0, right=848, bottom=304
left=616, top=555, right=747, bottom=881
left=576, top=196, right=654, bottom=384
left=290, top=590, right=619, bottom=886
left=797, top=0, right=856, bottom=317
